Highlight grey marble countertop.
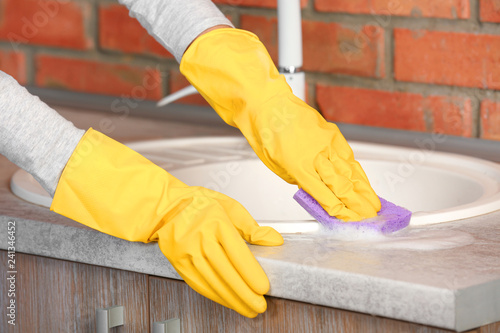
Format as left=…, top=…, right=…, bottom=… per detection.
left=1, top=106, right=499, bottom=332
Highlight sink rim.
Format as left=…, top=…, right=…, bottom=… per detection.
left=127, top=137, right=500, bottom=226
left=10, top=136, right=500, bottom=229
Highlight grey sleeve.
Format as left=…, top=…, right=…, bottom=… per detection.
left=118, top=0, right=233, bottom=62
left=0, top=71, right=85, bottom=196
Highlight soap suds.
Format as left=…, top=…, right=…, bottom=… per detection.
left=370, top=229, right=475, bottom=251
left=318, top=228, right=476, bottom=251
left=317, top=223, right=388, bottom=241
left=286, top=223, right=475, bottom=251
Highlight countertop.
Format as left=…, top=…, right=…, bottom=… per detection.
left=1, top=105, right=499, bottom=332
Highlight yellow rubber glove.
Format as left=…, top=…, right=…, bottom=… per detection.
left=50, top=128, right=283, bottom=318
left=180, top=28, right=381, bottom=221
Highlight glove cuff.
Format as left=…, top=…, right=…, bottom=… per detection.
left=180, top=28, right=294, bottom=126
left=50, top=128, right=185, bottom=241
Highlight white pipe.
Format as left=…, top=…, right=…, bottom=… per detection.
left=156, top=85, right=198, bottom=107
left=277, top=0, right=303, bottom=70
left=277, top=0, right=305, bottom=101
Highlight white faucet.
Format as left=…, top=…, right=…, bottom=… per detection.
left=157, top=0, right=305, bottom=107
left=277, top=0, right=305, bottom=101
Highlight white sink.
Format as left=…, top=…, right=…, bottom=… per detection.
left=11, top=137, right=500, bottom=233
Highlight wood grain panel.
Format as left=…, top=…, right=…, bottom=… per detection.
left=148, top=276, right=457, bottom=333
left=480, top=321, right=500, bottom=333
left=1, top=251, right=497, bottom=332
left=0, top=251, right=149, bottom=332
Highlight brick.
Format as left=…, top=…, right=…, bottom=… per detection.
left=169, top=71, right=209, bottom=106
left=0, top=0, right=92, bottom=50
left=213, top=0, right=308, bottom=9
left=317, top=85, right=473, bottom=136
left=35, top=55, right=162, bottom=100
left=0, top=50, right=26, bottom=84
left=394, top=29, right=500, bottom=90
left=480, top=0, right=500, bottom=22
left=303, top=21, right=385, bottom=78
left=481, top=100, right=500, bottom=140
left=99, top=4, right=172, bottom=58
left=315, top=0, right=470, bottom=19
left=241, top=15, right=385, bottom=78
left=426, top=95, right=473, bottom=136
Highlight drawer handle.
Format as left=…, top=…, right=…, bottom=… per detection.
left=96, top=305, right=124, bottom=333
left=153, top=318, right=180, bottom=333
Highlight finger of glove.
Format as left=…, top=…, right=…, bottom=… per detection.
left=175, top=264, right=232, bottom=308
left=192, top=252, right=264, bottom=317
left=326, top=126, right=381, bottom=214
left=217, top=218, right=273, bottom=295
left=348, top=160, right=381, bottom=211
left=300, top=173, right=363, bottom=221
left=316, top=155, right=380, bottom=218
left=157, top=241, right=234, bottom=312
left=222, top=200, right=284, bottom=247
left=246, top=225, right=284, bottom=246
left=202, top=237, right=268, bottom=314
left=173, top=260, right=257, bottom=317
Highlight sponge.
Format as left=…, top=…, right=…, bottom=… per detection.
left=293, top=189, right=411, bottom=234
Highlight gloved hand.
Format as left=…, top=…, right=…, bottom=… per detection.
left=180, top=28, right=381, bottom=221
left=50, top=128, right=283, bottom=318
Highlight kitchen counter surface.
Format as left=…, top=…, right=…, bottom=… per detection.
left=1, top=105, right=499, bottom=332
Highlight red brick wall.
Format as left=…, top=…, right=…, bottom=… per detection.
left=0, top=0, right=499, bottom=140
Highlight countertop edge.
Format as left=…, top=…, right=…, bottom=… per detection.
left=0, top=216, right=462, bottom=330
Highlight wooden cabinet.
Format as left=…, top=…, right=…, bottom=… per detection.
left=149, top=277, right=460, bottom=333
left=1, top=251, right=499, bottom=332
left=0, top=252, right=148, bottom=332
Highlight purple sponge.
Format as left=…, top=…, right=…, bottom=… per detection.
left=293, top=189, right=411, bottom=234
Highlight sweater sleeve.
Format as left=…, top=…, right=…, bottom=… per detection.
left=118, top=0, right=233, bottom=62
left=0, top=71, right=85, bottom=196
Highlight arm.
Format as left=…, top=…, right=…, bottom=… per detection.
left=117, top=0, right=233, bottom=62
left=0, top=71, right=84, bottom=196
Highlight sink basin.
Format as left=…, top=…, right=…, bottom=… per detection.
left=11, top=137, right=500, bottom=233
